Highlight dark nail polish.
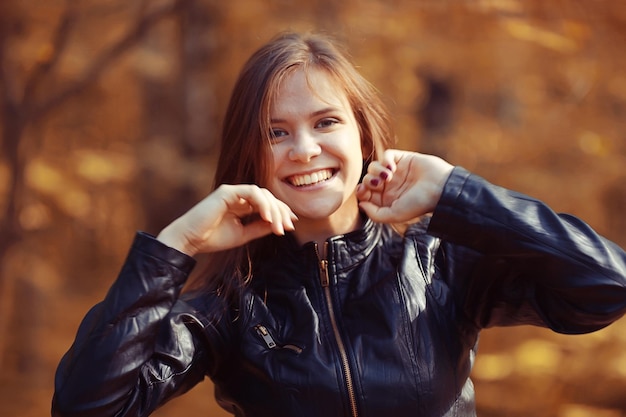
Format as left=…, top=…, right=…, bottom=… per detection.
left=380, top=171, right=389, bottom=180
left=370, top=178, right=379, bottom=187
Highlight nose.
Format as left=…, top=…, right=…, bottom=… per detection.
left=288, top=130, right=321, bottom=162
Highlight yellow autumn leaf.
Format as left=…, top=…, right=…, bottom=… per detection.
left=472, top=353, right=514, bottom=381
left=578, top=131, right=611, bottom=157
left=559, top=403, right=622, bottom=417
left=74, top=150, right=136, bottom=184
left=502, top=19, right=578, bottom=53
left=26, top=158, right=92, bottom=219
left=26, top=158, right=65, bottom=194
left=514, top=339, right=562, bottom=375
left=57, top=189, right=91, bottom=220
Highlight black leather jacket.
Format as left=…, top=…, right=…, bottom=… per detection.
left=52, top=168, right=626, bottom=417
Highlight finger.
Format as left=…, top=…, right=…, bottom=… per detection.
left=220, top=185, right=275, bottom=228
left=239, top=185, right=275, bottom=225
left=256, top=188, right=276, bottom=226
left=380, top=149, right=399, bottom=173
left=358, top=201, right=395, bottom=223
left=260, top=188, right=287, bottom=235
left=369, top=163, right=394, bottom=184
left=229, top=197, right=255, bottom=218
left=221, top=185, right=296, bottom=236
left=240, top=218, right=276, bottom=242
left=257, top=187, right=298, bottom=235
left=361, top=172, right=385, bottom=190
left=356, top=183, right=372, bottom=201
left=276, top=199, right=297, bottom=231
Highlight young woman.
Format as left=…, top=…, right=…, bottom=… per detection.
left=52, top=32, right=626, bottom=417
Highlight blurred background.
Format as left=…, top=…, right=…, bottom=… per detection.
left=1, top=0, right=626, bottom=416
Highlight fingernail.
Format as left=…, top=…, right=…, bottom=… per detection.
left=370, top=178, right=379, bottom=187
left=379, top=171, right=389, bottom=180
left=386, top=165, right=393, bottom=171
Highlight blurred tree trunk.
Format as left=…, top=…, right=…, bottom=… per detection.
left=0, top=0, right=31, bottom=366
left=0, top=0, right=188, bottom=366
left=138, top=0, right=219, bottom=233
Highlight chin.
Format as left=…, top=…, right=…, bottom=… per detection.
left=296, top=199, right=359, bottom=223
left=294, top=205, right=339, bottom=220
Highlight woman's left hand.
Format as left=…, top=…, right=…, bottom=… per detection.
left=356, top=149, right=454, bottom=224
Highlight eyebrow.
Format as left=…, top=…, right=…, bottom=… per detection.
left=270, top=107, right=340, bottom=124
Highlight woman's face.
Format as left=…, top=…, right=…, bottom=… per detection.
left=266, top=68, right=364, bottom=239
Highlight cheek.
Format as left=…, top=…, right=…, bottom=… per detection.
left=351, top=130, right=366, bottom=165
left=346, top=145, right=365, bottom=182
left=269, top=145, right=286, bottom=171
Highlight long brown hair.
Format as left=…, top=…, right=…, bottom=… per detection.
left=187, top=32, right=395, bottom=301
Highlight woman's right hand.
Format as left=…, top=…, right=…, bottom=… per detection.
left=156, top=184, right=297, bottom=256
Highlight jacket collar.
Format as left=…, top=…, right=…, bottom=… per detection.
left=274, top=213, right=381, bottom=273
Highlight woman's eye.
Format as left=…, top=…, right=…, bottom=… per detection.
left=316, top=118, right=339, bottom=129
left=270, top=129, right=288, bottom=141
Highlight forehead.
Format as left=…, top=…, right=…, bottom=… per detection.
left=270, top=68, right=351, bottom=115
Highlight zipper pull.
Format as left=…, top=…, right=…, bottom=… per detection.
left=255, top=324, right=277, bottom=349
left=317, top=241, right=330, bottom=287
left=319, top=259, right=330, bottom=287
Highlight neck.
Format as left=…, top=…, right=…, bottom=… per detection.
left=292, top=211, right=363, bottom=246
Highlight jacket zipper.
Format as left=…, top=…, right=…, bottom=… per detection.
left=317, top=242, right=358, bottom=417
left=255, top=324, right=277, bottom=348
left=254, top=324, right=303, bottom=354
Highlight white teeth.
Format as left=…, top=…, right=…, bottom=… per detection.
left=290, top=169, right=333, bottom=187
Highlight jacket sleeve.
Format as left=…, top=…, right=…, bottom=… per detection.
left=427, top=167, right=626, bottom=334
left=52, top=232, right=221, bottom=417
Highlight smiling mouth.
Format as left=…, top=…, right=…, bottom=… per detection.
left=287, top=169, right=335, bottom=187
